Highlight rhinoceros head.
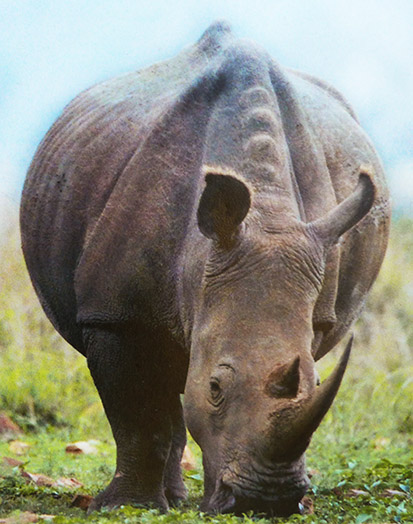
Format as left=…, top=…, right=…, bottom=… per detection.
left=184, top=169, right=374, bottom=516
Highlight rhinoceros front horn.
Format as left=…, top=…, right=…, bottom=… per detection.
left=298, top=335, right=353, bottom=438
left=277, top=336, right=353, bottom=459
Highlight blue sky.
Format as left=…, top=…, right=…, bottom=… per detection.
left=1, top=0, right=412, bottom=220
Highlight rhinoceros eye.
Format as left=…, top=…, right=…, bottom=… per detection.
left=208, top=364, right=234, bottom=408
left=209, top=378, right=224, bottom=406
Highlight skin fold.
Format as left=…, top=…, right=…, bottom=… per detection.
left=20, top=21, right=390, bottom=516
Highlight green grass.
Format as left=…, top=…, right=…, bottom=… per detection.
left=0, top=431, right=411, bottom=523
left=0, top=218, right=412, bottom=523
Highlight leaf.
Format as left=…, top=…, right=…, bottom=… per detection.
left=71, top=493, right=93, bottom=511
left=355, top=514, right=373, bottom=524
left=65, top=440, right=99, bottom=455
left=0, top=413, right=22, bottom=439
left=55, top=477, right=83, bottom=489
left=21, top=469, right=83, bottom=489
left=188, top=473, right=202, bottom=481
left=345, top=488, right=369, bottom=497
left=396, top=500, right=406, bottom=513
left=2, top=456, right=24, bottom=468
left=399, top=483, right=410, bottom=494
left=380, top=489, right=407, bottom=498
left=0, top=511, right=53, bottom=523
left=21, top=470, right=55, bottom=487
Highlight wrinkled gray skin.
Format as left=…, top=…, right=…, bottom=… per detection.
left=21, top=22, right=390, bottom=516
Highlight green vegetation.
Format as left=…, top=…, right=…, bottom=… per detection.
left=0, top=218, right=412, bottom=523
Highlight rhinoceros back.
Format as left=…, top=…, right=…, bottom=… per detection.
left=20, top=23, right=234, bottom=352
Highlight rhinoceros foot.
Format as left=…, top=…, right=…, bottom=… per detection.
left=87, top=475, right=169, bottom=514
left=163, top=448, right=188, bottom=506
left=164, top=482, right=188, bottom=507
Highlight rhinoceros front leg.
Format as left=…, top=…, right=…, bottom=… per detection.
left=163, top=397, right=188, bottom=506
left=84, top=325, right=175, bottom=512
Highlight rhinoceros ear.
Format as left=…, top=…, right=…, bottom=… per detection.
left=265, top=356, right=300, bottom=399
left=197, top=171, right=251, bottom=246
left=310, top=171, right=375, bottom=247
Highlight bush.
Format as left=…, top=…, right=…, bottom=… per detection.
left=0, top=222, right=106, bottom=433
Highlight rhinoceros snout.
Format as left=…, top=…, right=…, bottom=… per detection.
left=205, top=480, right=236, bottom=514
left=207, top=477, right=307, bottom=517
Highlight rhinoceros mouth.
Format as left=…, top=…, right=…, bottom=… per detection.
left=207, top=467, right=309, bottom=516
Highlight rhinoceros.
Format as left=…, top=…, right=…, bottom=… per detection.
left=20, top=21, right=390, bottom=516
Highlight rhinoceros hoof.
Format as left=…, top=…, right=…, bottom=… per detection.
left=87, top=478, right=169, bottom=514
left=165, top=483, right=188, bottom=507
